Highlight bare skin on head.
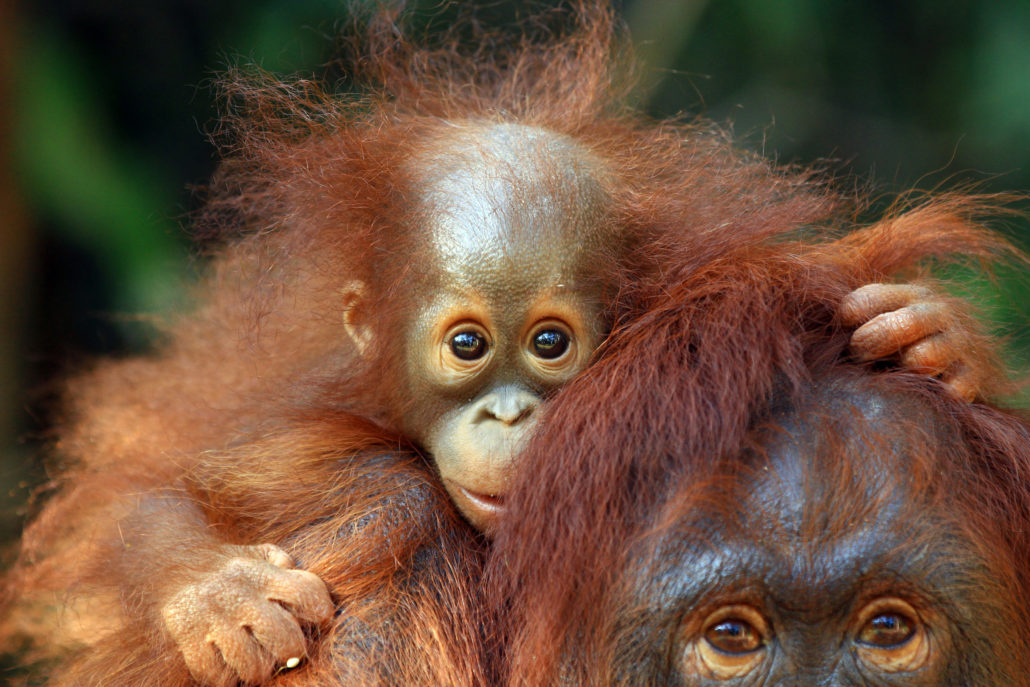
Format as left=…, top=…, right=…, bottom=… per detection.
left=347, top=122, right=611, bottom=532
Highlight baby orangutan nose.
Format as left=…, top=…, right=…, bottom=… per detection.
left=433, top=385, right=543, bottom=533
left=478, top=387, right=540, bottom=426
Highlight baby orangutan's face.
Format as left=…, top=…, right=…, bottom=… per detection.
left=401, top=122, right=611, bottom=533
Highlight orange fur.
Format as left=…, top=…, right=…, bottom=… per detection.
left=2, top=3, right=1026, bottom=686
left=486, top=206, right=1029, bottom=685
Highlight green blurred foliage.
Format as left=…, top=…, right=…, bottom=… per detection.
left=15, top=29, right=185, bottom=322
left=3, top=0, right=1028, bottom=542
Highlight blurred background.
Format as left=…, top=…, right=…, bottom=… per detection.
left=1, top=0, right=1028, bottom=551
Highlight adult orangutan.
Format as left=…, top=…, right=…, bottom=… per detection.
left=1, top=3, right=1018, bottom=686
left=486, top=205, right=1030, bottom=686
left=490, top=368, right=1030, bottom=686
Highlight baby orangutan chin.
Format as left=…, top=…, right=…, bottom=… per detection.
left=0, top=13, right=994, bottom=687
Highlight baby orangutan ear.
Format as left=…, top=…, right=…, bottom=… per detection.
left=341, top=280, right=373, bottom=356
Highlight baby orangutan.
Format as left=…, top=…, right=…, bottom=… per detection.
left=0, top=9, right=996, bottom=687
left=345, top=123, right=612, bottom=532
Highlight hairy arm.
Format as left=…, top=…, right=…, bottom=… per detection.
left=62, top=491, right=331, bottom=687
left=127, top=497, right=333, bottom=686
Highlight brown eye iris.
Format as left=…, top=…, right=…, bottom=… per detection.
left=532, top=329, right=569, bottom=359
left=450, top=331, right=487, bottom=360
left=705, top=619, right=763, bottom=654
left=686, top=605, right=769, bottom=679
left=853, top=598, right=931, bottom=673
left=858, top=612, right=915, bottom=648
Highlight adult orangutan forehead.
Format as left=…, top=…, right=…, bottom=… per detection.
left=413, top=121, right=613, bottom=288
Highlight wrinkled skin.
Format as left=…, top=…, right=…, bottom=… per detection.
left=599, top=375, right=1024, bottom=686
left=842, top=283, right=981, bottom=401
left=161, top=544, right=333, bottom=686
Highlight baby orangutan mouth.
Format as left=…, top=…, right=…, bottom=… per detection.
left=460, top=486, right=505, bottom=510
left=441, top=478, right=508, bottom=533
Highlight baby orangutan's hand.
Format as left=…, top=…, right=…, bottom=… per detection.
left=162, top=542, right=334, bottom=687
left=842, top=283, right=981, bottom=402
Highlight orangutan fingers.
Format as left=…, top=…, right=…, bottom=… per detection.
left=899, top=334, right=980, bottom=402
left=178, top=581, right=314, bottom=686
left=162, top=548, right=330, bottom=685
left=898, top=332, right=958, bottom=376
left=244, top=602, right=308, bottom=673
left=265, top=567, right=335, bottom=624
left=849, top=301, right=952, bottom=362
left=213, top=624, right=276, bottom=686
left=940, top=362, right=980, bottom=403
left=839, top=283, right=934, bottom=326
left=254, top=542, right=296, bottom=569
left=845, top=285, right=986, bottom=395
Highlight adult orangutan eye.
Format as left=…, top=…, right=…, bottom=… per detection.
left=683, top=605, right=769, bottom=680
left=853, top=598, right=932, bottom=673
left=450, top=331, right=487, bottom=360
left=858, top=612, right=915, bottom=648
left=705, top=618, right=763, bottom=654
left=531, top=329, right=570, bottom=359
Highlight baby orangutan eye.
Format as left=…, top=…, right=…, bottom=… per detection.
left=854, top=597, right=932, bottom=673
left=525, top=321, right=576, bottom=370
left=437, top=321, right=493, bottom=380
left=683, top=605, right=769, bottom=680
left=531, top=329, right=570, bottom=359
left=450, top=330, right=487, bottom=360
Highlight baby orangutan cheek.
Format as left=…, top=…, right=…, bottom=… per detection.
left=426, top=408, right=540, bottom=534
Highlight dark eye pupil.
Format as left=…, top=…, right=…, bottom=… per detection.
left=859, top=613, right=914, bottom=648
left=705, top=620, right=761, bottom=654
left=450, top=331, right=486, bottom=360
left=532, top=329, right=569, bottom=359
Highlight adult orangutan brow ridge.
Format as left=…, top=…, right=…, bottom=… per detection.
left=598, top=373, right=1030, bottom=686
